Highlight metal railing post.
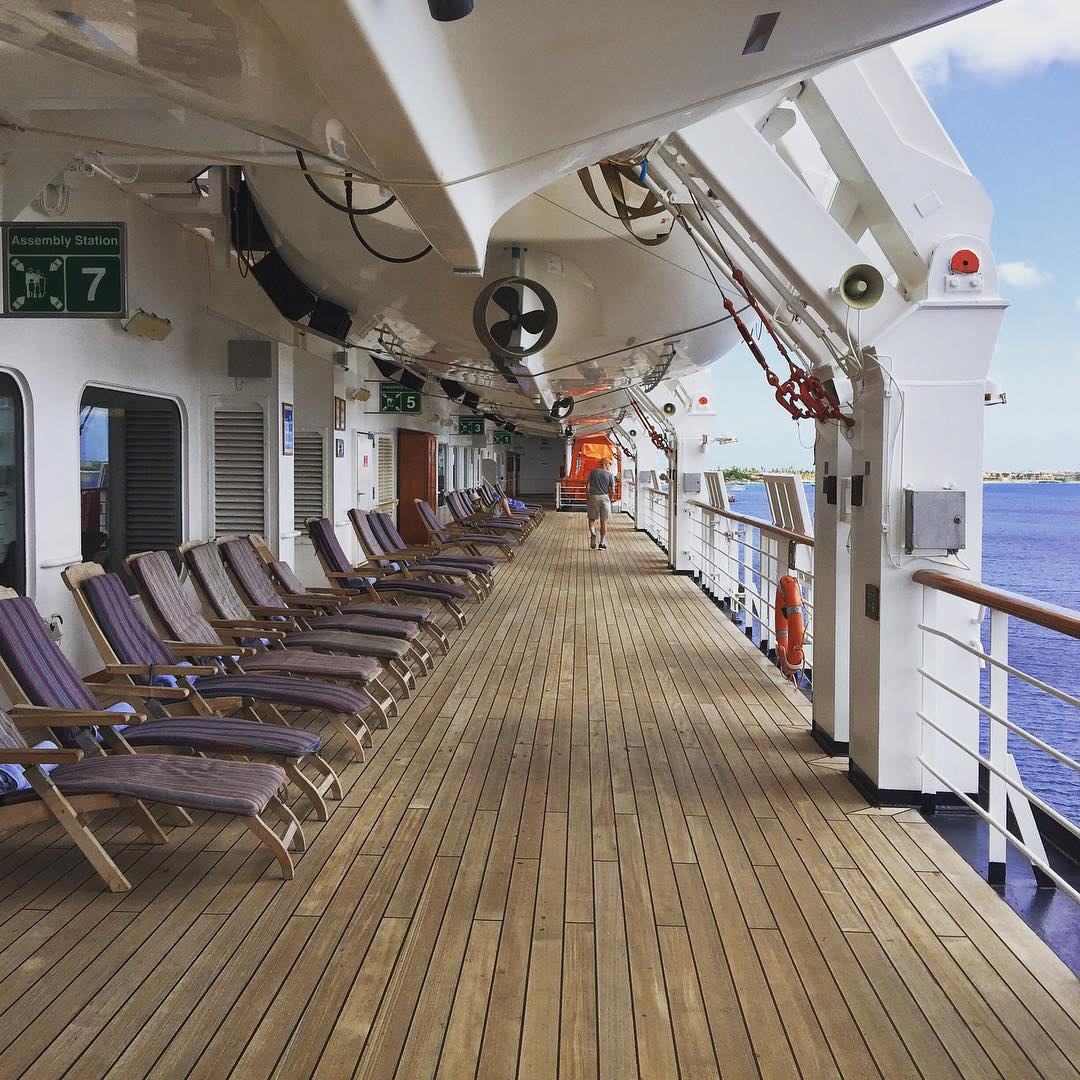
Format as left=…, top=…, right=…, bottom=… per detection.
left=988, top=609, right=1008, bottom=885
left=919, top=587, right=939, bottom=813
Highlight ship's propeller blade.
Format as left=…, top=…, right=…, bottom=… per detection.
left=490, top=320, right=515, bottom=348
left=492, top=285, right=521, bottom=316
left=519, top=309, right=549, bottom=336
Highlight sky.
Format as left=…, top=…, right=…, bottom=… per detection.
left=709, top=0, right=1080, bottom=471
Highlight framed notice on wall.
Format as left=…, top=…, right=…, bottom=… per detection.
left=334, top=396, right=347, bottom=431
left=281, top=402, right=294, bottom=455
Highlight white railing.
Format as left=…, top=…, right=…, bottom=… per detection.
left=914, top=570, right=1080, bottom=902
left=643, top=488, right=669, bottom=550
left=555, top=480, right=587, bottom=511
left=686, top=501, right=814, bottom=670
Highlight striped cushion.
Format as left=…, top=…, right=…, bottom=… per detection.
left=305, top=614, right=417, bottom=640
left=0, top=597, right=100, bottom=714
left=339, top=602, right=431, bottom=623
left=184, top=543, right=251, bottom=621
left=240, top=649, right=381, bottom=683
left=427, top=556, right=496, bottom=572
left=371, top=581, right=469, bottom=601
left=193, top=674, right=372, bottom=714
left=281, top=631, right=410, bottom=661
left=307, top=518, right=352, bottom=575
left=131, top=551, right=221, bottom=645
left=122, top=716, right=321, bottom=756
left=82, top=573, right=175, bottom=666
left=220, top=538, right=285, bottom=609
left=50, top=755, right=284, bottom=816
left=452, top=534, right=512, bottom=546
left=0, top=711, right=28, bottom=751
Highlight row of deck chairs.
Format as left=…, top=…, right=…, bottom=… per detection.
left=0, top=507, right=525, bottom=892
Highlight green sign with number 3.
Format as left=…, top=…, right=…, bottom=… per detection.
left=2, top=223, right=126, bottom=318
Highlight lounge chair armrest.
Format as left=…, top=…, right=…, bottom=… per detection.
left=209, top=617, right=294, bottom=630
left=91, top=682, right=191, bottom=701
left=215, top=627, right=283, bottom=645
left=1, top=748, right=84, bottom=765
left=100, top=663, right=218, bottom=678
left=387, top=545, right=437, bottom=557
left=9, top=705, right=146, bottom=726
left=160, top=639, right=231, bottom=656
left=246, top=606, right=304, bottom=619
left=324, top=569, right=396, bottom=582
left=280, top=596, right=335, bottom=610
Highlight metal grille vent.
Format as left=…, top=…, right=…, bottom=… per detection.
left=213, top=409, right=265, bottom=534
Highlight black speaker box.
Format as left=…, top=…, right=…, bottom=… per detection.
left=252, top=250, right=316, bottom=321
left=308, top=297, right=352, bottom=342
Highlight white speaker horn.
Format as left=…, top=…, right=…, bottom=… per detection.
left=837, top=263, right=885, bottom=310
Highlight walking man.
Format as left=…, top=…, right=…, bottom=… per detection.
left=587, top=456, right=616, bottom=549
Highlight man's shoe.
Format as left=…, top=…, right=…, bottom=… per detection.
left=598, top=542, right=607, bottom=549
left=590, top=535, right=597, bottom=549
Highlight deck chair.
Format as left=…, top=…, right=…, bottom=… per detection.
left=414, top=499, right=516, bottom=562
left=306, top=517, right=471, bottom=629
left=217, top=535, right=434, bottom=672
left=348, top=508, right=490, bottom=599
left=370, top=512, right=498, bottom=582
left=126, top=549, right=395, bottom=751
left=259, top=551, right=450, bottom=657
left=0, top=709, right=300, bottom=889
left=475, top=485, right=537, bottom=533
left=179, top=540, right=421, bottom=699
left=447, top=490, right=526, bottom=541
left=492, top=482, right=544, bottom=519
left=62, top=564, right=346, bottom=818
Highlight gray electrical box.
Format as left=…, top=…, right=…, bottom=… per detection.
left=227, top=339, right=272, bottom=379
left=904, top=489, right=966, bottom=553
left=682, top=472, right=703, bottom=495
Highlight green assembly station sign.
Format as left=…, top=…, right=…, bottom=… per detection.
left=379, top=382, right=422, bottom=413
left=493, top=431, right=512, bottom=445
left=459, top=417, right=484, bottom=436
left=2, top=223, right=126, bottom=318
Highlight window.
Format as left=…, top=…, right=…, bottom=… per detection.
left=80, top=388, right=181, bottom=574
left=0, top=375, right=25, bottom=592
left=294, top=431, right=325, bottom=528
left=214, top=407, right=266, bottom=535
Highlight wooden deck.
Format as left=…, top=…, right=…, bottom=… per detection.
left=2, top=513, right=1079, bottom=1078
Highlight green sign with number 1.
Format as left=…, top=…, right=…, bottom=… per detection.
left=2, top=223, right=126, bottom=318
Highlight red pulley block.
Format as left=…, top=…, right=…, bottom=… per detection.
left=950, top=249, right=980, bottom=274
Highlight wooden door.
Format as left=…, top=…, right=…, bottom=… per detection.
left=397, top=429, right=436, bottom=543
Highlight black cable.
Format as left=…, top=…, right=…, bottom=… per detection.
left=296, top=150, right=396, bottom=216
left=345, top=177, right=433, bottom=265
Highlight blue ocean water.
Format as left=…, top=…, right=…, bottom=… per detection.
left=732, top=481, right=1080, bottom=820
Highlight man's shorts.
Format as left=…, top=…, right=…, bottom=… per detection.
left=587, top=494, right=611, bottom=522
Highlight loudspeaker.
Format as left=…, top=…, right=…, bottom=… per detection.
left=428, top=0, right=473, bottom=21
left=399, top=370, right=426, bottom=393
left=373, top=357, right=402, bottom=381
left=252, top=250, right=316, bottom=320
left=838, top=263, right=885, bottom=309
left=462, top=391, right=480, bottom=411
left=227, top=339, right=272, bottom=379
left=662, top=402, right=677, bottom=416
left=308, top=297, right=352, bottom=342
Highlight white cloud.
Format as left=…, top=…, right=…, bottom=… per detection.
left=896, top=0, right=1080, bottom=85
left=998, top=261, right=1052, bottom=288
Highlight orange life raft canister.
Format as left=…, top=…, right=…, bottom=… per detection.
left=774, top=575, right=806, bottom=679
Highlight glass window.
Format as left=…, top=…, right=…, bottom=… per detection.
left=80, top=388, right=182, bottom=575
left=0, top=375, right=25, bottom=593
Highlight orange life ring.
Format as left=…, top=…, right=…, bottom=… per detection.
left=774, top=575, right=805, bottom=679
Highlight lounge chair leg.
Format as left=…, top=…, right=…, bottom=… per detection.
left=284, top=759, right=329, bottom=821
left=27, top=774, right=132, bottom=892
left=410, top=642, right=434, bottom=673
left=310, top=752, right=343, bottom=800
left=366, top=676, right=394, bottom=724
left=446, top=601, right=466, bottom=629
left=244, top=814, right=294, bottom=879
left=331, top=713, right=370, bottom=761
left=268, top=794, right=306, bottom=851
left=386, top=659, right=412, bottom=699
left=394, top=655, right=419, bottom=689
left=118, top=797, right=171, bottom=844
left=423, top=620, right=450, bottom=655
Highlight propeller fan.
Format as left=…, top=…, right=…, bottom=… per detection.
left=473, top=276, right=558, bottom=359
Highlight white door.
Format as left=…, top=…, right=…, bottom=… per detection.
left=355, top=432, right=376, bottom=510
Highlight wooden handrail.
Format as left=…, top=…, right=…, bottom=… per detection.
left=689, top=500, right=814, bottom=549
left=913, top=570, right=1080, bottom=640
